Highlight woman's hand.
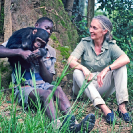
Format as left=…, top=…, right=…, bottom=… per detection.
left=97, top=67, right=108, bottom=87
left=82, top=66, right=93, bottom=82
left=97, top=54, right=130, bottom=87
left=68, top=56, right=93, bottom=81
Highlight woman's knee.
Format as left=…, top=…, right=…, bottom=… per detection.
left=114, top=65, right=127, bottom=73
left=73, top=69, right=82, bottom=77
left=113, top=65, right=127, bottom=80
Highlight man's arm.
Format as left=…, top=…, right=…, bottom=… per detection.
left=0, top=45, right=32, bottom=60
left=38, top=58, right=53, bottom=83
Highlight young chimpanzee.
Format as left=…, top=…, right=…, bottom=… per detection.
left=6, top=27, right=49, bottom=50
left=6, top=27, right=49, bottom=70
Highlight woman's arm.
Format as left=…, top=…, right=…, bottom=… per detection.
left=97, top=54, right=130, bottom=87
left=108, top=54, right=130, bottom=70
left=68, top=55, right=93, bottom=81
left=68, top=55, right=83, bottom=70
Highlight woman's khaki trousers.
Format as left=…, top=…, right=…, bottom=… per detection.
left=72, top=66, right=128, bottom=107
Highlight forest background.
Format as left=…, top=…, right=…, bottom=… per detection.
left=0, top=0, right=133, bottom=132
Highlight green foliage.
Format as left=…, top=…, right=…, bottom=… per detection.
left=74, top=18, right=90, bottom=40
left=97, top=0, right=133, bottom=59
left=57, top=45, right=71, bottom=59
left=40, top=0, right=79, bottom=49
left=0, top=61, right=12, bottom=89
left=95, top=9, right=107, bottom=16
left=50, top=33, right=59, bottom=43
left=58, top=0, right=64, bottom=6
left=0, top=61, right=95, bottom=132
left=0, top=5, right=4, bottom=35
left=0, top=61, right=9, bottom=72
left=97, top=0, right=133, bottom=99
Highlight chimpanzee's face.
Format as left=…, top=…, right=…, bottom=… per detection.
left=35, top=20, right=53, bottom=36
left=33, top=37, right=46, bottom=50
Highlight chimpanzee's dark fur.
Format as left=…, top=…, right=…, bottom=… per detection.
left=6, top=27, right=49, bottom=70
left=6, top=27, right=49, bottom=50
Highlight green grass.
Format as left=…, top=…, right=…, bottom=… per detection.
left=0, top=62, right=133, bottom=133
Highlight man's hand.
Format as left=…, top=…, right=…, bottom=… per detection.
left=82, top=66, right=93, bottom=82
left=97, top=67, right=108, bottom=87
left=19, top=49, right=32, bottom=60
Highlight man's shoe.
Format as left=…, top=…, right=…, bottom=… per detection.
left=71, top=114, right=95, bottom=133
left=106, top=110, right=114, bottom=124
left=59, top=114, right=95, bottom=133
left=117, top=108, right=132, bottom=123
left=59, top=115, right=75, bottom=132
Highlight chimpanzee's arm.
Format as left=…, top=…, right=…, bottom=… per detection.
left=38, top=58, right=53, bottom=83
left=6, top=27, right=34, bottom=51
left=0, top=45, right=32, bottom=59
left=8, top=44, right=22, bottom=49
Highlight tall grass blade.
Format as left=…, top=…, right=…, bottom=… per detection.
left=0, top=70, right=1, bottom=90
left=68, top=73, right=97, bottom=114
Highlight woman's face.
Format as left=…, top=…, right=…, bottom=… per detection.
left=89, top=19, right=107, bottom=41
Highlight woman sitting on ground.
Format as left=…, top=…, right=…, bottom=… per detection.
left=68, top=15, right=132, bottom=124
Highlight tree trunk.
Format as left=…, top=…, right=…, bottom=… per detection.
left=79, top=0, right=86, bottom=16
left=87, top=0, right=95, bottom=27
left=0, top=0, right=1, bottom=15
left=4, top=0, right=12, bottom=41
left=66, top=0, right=75, bottom=16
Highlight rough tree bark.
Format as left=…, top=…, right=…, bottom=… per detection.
left=79, top=0, right=86, bottom=16
left=65, top=0, right=75, bottom=16
left=4, top=0, right=12, bottom=41
left=0, top=0, right=1, bottom=15
left=87, top=0, right=95, bottom=27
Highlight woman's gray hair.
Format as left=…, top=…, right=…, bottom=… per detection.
left=93, top=15, right=113, bottom=42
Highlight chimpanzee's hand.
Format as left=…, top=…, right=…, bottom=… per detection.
left=36, top=48, right=47, bottom=58
left=27, top=48, right=47, bottom=65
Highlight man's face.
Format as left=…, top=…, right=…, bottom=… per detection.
left=35, top=20, right=53, bottom=36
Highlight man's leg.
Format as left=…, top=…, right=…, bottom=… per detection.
left=48, top=86, right=95, bottom=132
left=48, top=86, right=71, bottom=115
left=28, top=89, right=56, bottom=120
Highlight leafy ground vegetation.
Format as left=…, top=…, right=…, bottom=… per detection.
left=0, top=0, right=133, bottom=132
left=0, top=62, right=133, bottom=133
